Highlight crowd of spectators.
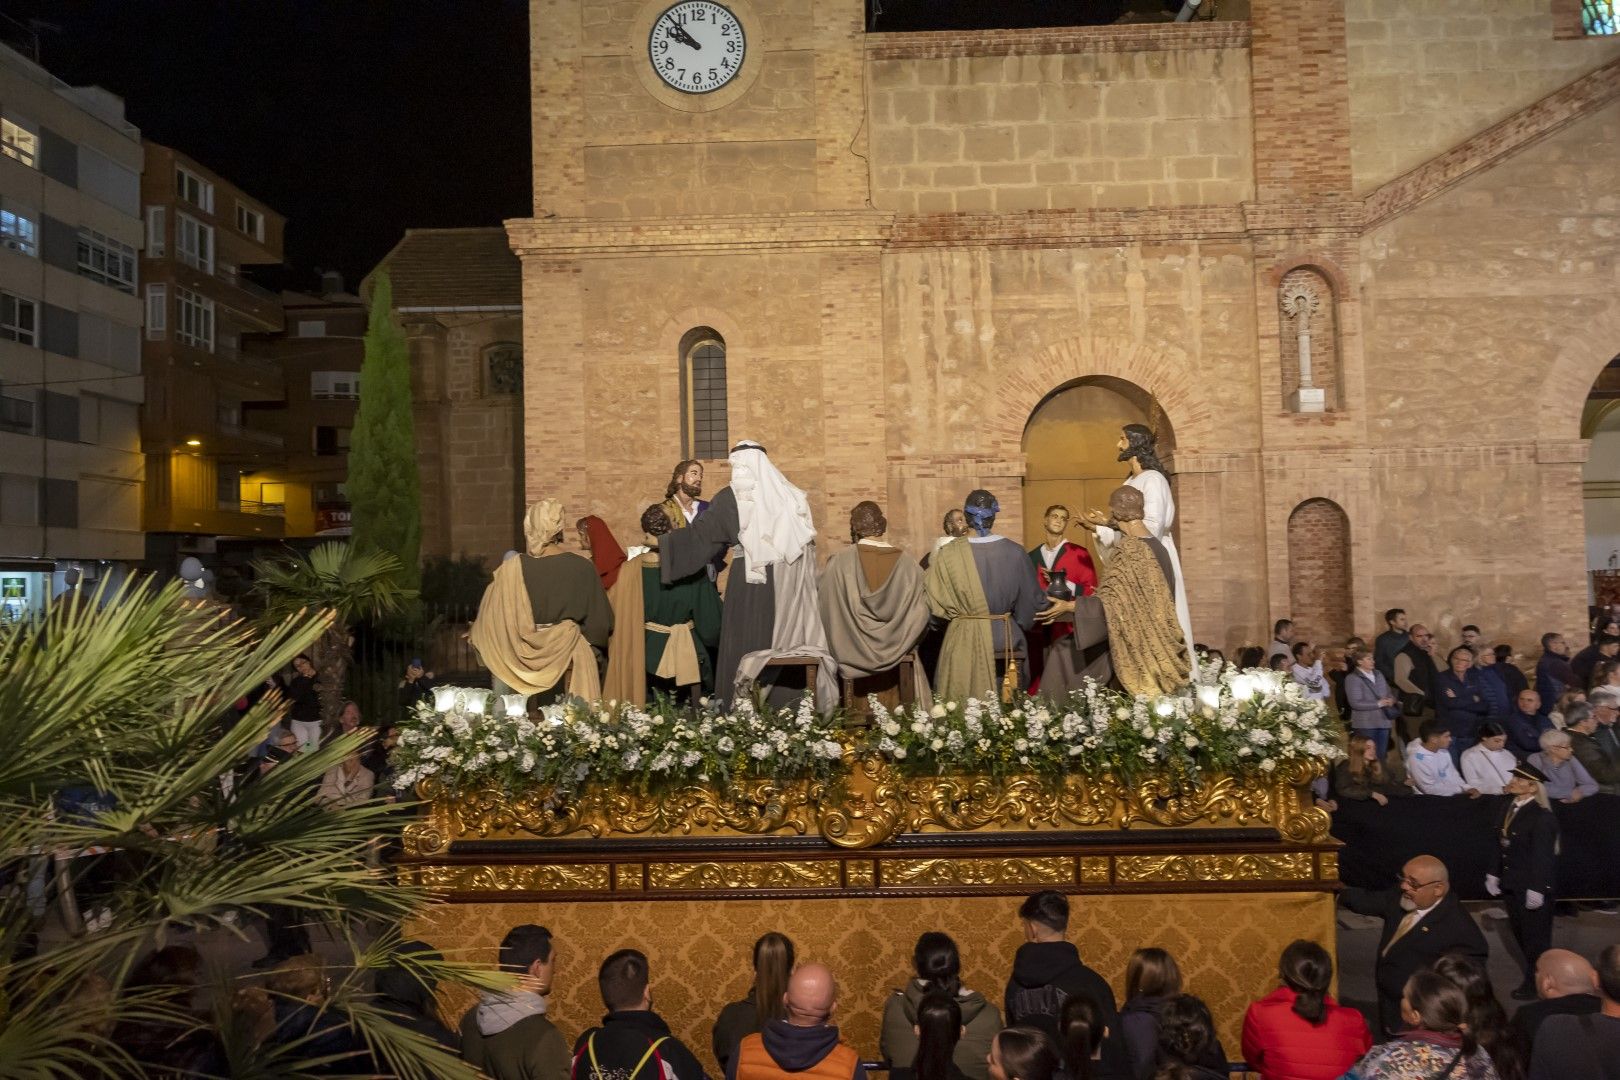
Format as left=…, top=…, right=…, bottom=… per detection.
left=210, top=889, right=1616, bottom=1079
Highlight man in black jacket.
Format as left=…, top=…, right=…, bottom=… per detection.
left=1510, top=948, right=1600, bottom=1054
left=1486, top=761, right=1561, bottom=1000
left=1340, top=854, right=1488, bottom=1038
left=574, top=949, right=709, bottom=1080
left=1003, top=891, right=1118, bottom=1044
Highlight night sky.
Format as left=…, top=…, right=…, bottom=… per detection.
left=4, top=0, right=531, bottom=287
left=5, top=1, right=1143, bottom=285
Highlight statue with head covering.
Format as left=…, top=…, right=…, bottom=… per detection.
left=658, top=440, right=838, bottom=712
left=468, top=497, right=614, bottom=704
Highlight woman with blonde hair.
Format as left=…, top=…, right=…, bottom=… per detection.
left=1331, top=732, right=1409, bottom=806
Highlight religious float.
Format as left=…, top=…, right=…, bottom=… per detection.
left=397, top=669, right=1341, bottom=1063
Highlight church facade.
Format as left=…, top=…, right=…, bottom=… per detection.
left=509, top=0, right=1620, bottom=654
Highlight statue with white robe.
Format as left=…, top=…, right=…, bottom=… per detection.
left=1080, top=423, right=1198, bottom=681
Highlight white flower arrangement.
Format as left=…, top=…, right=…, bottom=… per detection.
left=392, top=691, right=847, bottom=796
left=860, top=666, right=1342, bottom=781
left=393, top=667, right=1341, bottom=797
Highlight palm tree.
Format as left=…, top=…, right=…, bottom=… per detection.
left=252, top=542, right=415, bottom=728
left=0, top=576, right=483, bottom=1079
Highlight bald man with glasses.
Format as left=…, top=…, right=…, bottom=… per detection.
left=1341, top=854, right=1489, bottom=1038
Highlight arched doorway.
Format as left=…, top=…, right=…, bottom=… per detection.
left=1287, top=499, right=1353, bottom=647
left=1584, top=354, right=1620, bottom=611
left=1021, top=376, right=1174, bottom=556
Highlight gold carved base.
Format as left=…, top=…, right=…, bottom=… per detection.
left=404, top=759, right=1332, bottom=857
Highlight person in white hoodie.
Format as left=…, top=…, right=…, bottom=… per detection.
left=461, top=924, right=570, bottom=1080
left=1460, top=721, right=1517, bottom=795
left=1405, top=718, right=1474, bottom=796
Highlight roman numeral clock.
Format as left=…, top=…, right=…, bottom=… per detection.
left=633, top=0, right=761, bottom=112
left=649, top=2, right=745, bottom=94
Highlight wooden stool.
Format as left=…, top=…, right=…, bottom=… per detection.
left=840, top=653, right=920, bottom=723
left=758, top=654, right=822, bottom=701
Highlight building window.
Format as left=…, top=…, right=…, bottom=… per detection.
left=175, top=166, right=214, bottom=212
left=176, top=213, right=213, bottom=272
left=485, top=343, right=522, bottom=395
left=145, top=205, right=166, bottom=257
left=77, top=229, right=137, bottom=293
left=1, top=116, right=37, bottom=168
left=679, top=328, right=727, bottom=459
left=0, top=473, right=37, bottom=524
left=0, top=387, right=32, bottom=433
left=311, top=371, right=360, bottom=400
left=39, top=477, right=77, bottom=529
left=175, top=288, right=214, bottom=350
left=145, top=284, right=167, bottom=340
left=0, top=293, right=36, bottom=346
left=0, top=205, right=36, bottom=256
left=1586, top=0, right=1618, bottom=33
left=314, top=425, right=352, bottom=456
left=236, top=203, right=264, bottom=240
left=296, top=319, right=327, bottom=338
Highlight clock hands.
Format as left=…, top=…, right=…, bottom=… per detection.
left=665, top=18, right=701, bottom=49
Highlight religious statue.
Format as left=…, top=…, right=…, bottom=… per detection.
left=658, top=441, right=838, bottom=710
left=602, top=503, right=722, bottom=706
left=1078, top=423, right=1197, bottom=679
left=925, top=490, right=1043, bottom=703
left=1044, top=486, right=1189, bottom=697
left=817, top=501, right=932, bottom=706
left=469, top=498, right=614, bottom=703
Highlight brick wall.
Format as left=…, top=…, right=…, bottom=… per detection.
left=1251, top=0, right=1353, bottom=200
left=866, top=44, right=1253, bottom=213
left=1346, top=0, right=1620, bottom=192
left=1287, top=498, right=1354, bottom=647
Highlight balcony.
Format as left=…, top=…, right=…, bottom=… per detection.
left=163, top=338, right=285, bottom=401
left=214, top=419, right=284, bottom=457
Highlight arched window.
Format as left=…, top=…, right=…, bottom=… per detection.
left=679, top=327, right=727, bottom=458
left=484, top=343, right=522, bottom=396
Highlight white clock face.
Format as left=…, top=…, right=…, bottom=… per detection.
left=648, top=2, right=746, bottom=95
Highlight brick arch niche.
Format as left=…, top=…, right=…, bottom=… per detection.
left=1286, top=498, right=1353, bottom=647
left=1278, top=267, right=1341, bottom=413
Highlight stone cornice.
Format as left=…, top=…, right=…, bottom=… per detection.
left=1362, top=57, right=1620, bottom=230
left=505, top=211, right=894, bottom=258
left=864, top=21, right=1250, bottom=61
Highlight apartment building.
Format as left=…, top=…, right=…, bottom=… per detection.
left=0, top=42, right=143, bottom=621
left=139, top=142, right=286, bottom=568
left=241, top=274, right=364, bottom=537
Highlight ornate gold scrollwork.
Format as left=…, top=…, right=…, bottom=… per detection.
left=882, top=857, right=1075, bottom=888
left=1113, top=853, right=1314, bottom=883
left=422, top=756, right=1333, bottom=850
left=647, top=861, right=841, bottom=891
left=408, top=863, right=611, bottom=892
left=845, top=860, right=877, bottom=888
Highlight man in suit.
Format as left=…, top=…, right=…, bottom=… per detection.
left=1486, top=761, right=1561, bottom=1000
left=1341, top=853, right=1489, bottom=1038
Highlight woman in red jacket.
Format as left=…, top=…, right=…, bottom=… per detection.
left=1241, top=940, right=1371, bottom=1080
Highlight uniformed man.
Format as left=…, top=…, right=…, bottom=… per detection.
left=1486, top=761, right=1560, bottom=1000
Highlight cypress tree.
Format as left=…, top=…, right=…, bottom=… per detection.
left=348, top=270, right=422, bottom=595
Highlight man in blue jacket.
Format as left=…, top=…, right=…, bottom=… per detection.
left=1504, top=689, right=1554, bottom=760
left=1434, top=646, right=1491, bottom=766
